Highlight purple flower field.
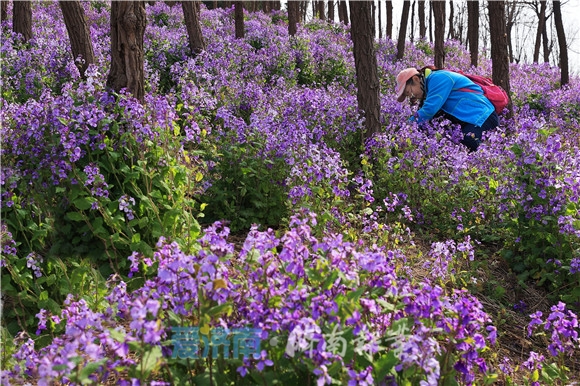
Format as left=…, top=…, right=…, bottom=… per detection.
left=1, top=2, right=579, bottom=385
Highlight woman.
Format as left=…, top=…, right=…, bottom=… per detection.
left=395, top=67, right=499, bottom=151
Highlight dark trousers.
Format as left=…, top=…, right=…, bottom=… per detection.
left=460, top=111, right=499, bottom=151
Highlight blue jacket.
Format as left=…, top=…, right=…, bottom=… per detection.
left=412, top=69, right=495, bottom=127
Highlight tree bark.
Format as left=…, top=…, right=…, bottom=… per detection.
left=396, top=1, right=410, bottom=60
left=288, top=0, right=298, bottom=36
left=410, top=0, right=414, bottom=42
left=505, top=2, right=518, bottom=63
left=182, top=1, right=205, bottom=55
left=349, top=1, right=380, bottom=141
left=377, top=0, right=382, bottom=40
left=432, top=0, right=445, bottom=68
left=107, top=1, right=147, bottom=102
left=327, top=0, right=334, bottom=22
left=467, top=0, right=479, bottom=67
left=418, top=0, right=426, bottom=40
left=553, top=0, right=568, bottom=86
left=447, top=0, right=454, bottom=40
left=59, top=0, right=95, bottom=78
left=533, top=1, right=547, bottom=63
left=13, top=1, right=32, bottom=43
left=1, top=0, right=8, bottom=23
left=488, top=1, right=512, bottom=116
left=234, top=1, right=244, bottom=38
left=338, top=0, right=347, bottom=24
left=386, top=0, right=392, bottom=39
left=317, top=1, right=325, bottom=20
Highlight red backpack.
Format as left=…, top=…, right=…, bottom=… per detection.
left=422, top=66, right=509, bottom=114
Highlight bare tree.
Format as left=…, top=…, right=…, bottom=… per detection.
left=300, top=1, right=308, bottom=23
left=386, top=0, right=393, bottom=38
left=378, top=0, right=382, bottom=39
left=182, top=1, right=205, bottom=55
left=533, top=0, right=548, bottom=63
left=447, top=0, right=454, bottom=40
left=432, top=0, right=445, bottom=68
left=327, top=0, right=334, bottom=22
left=410, top=0, right=415, bottom=42
left=418, top=0, right=426, bottom=40
left=467, top=0, right=479, bottom=67
left=316, top=0, right=325, bottom=20
left=59, top=0, right=95, bottom=78
left=488, top=1, right=512, bottom=116
left=1, top=0, right=8, bottom=23
left=107, top=1, right=147, bottom=102
left=553, top=0, right=568, bottom=86
left=505, top=2, right=520, bottom=63
left=13, top=1, right=32, bottom=43
left=234, top=1, right=244, bottom=38
left=349, top=1, right=380, bottom=140
left=337, top=0, right=346, bottom=24
left=396, top=1, right=410, bottom=60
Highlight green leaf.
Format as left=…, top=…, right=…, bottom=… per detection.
left=109, top=328, right=126, bottom=342
left=78, top=359, right=107, bottom=381
left=65, top=212, right=85, bottom=221
left=73, top=197, right=93, bottom=211
left=140, top=345, right=163, bottom=376
left=206, top=303, right=233, bottom=318
left=374, top=351, right=398, bottom=381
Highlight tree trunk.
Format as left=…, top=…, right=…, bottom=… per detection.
left=432, top=0, right=445, bottom=68
left=429, top=1, right=432, bottom=42
left=372, top=1, right=376, bottom=38
left=467, top=0, right=479, bottom=67
left=396, top=1, right=410, bottom=60
left=553, top=0, right=568, bottom=86
left=182, top=1, right=205, bottom=55
left=386, top=0, right=392, bottom=39
left=288, top=0, right=298, bottom=36
left=487, top=1, right=512, bottom=116
left=349, top=1, right=380, bottom=141
left=317, top=1, right=325, bottom=20
left=447, top=0, right=454, bottom=40
left=1, top=0, right=8, bottom=23
left=107, top=1, right=147, bottom=102
left=542, top=20, right=550, bottom=63
left=13, top=1, right=32, bottom=43
left=505, top=2, right=517, bottom=63
left=378, top=0, right=382, bottom=40
left=59, top=0, right=95, bottom=78
left=234, top=1, right=244, bottom=38
left=300, top=1, right=307, bottom=23
left=327, top=0, right=334, bottom=22
left=418, top=0, right=426, bottom=40
left=533, top=1, right=547, bottom=63
left=410, top=0, right=414, bottom=42
left=338, top=0, right=347, bottom=24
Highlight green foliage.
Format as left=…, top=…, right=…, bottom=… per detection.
left=200, top=141, right=288, bottom=233
left=90, top=1, right=109, bottom=13
left=415, top=39, right=434, bottom=57
left=145, top=44, right=184, bottom=93
left=523, top=92, right=549, bottom=112
left=1, top=91, right=204, bottom=334
left=499, top=139, right=579, bottom=303
left=365, top=138, right=495, bottom=241
left=291, top=38, right=352, bottom=87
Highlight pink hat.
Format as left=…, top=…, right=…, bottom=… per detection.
left=395, top=68, right=420, bottom=102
